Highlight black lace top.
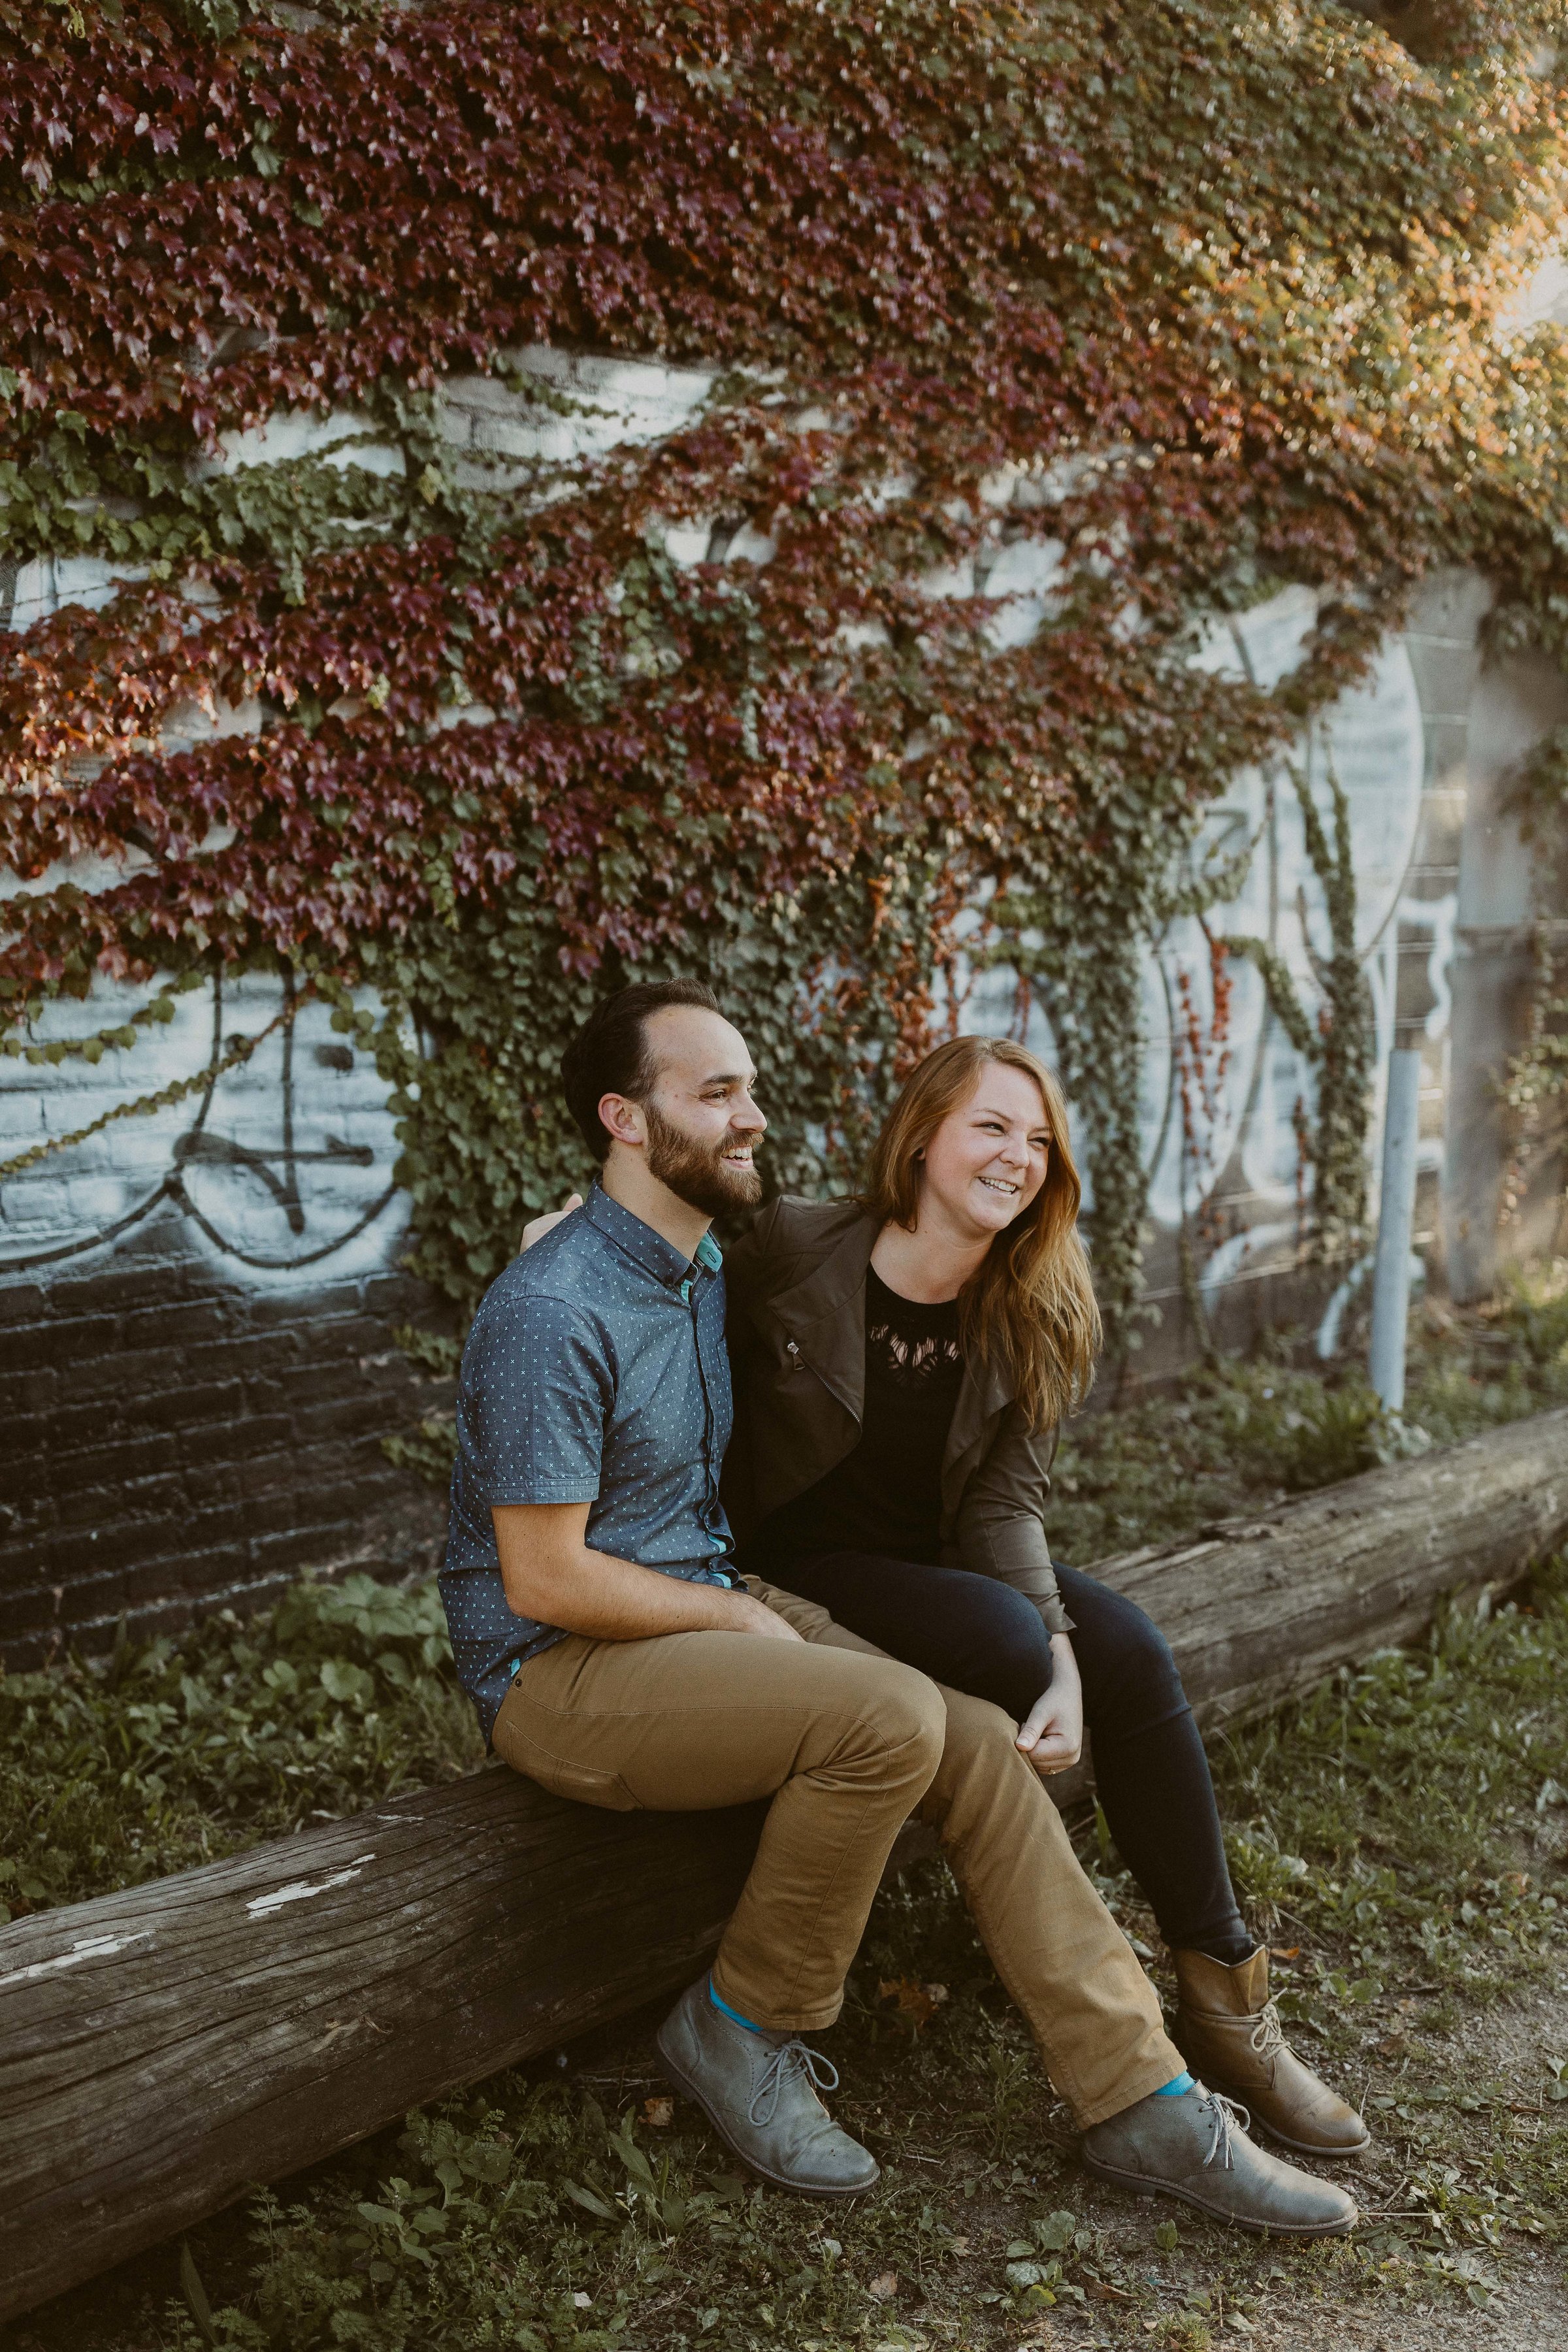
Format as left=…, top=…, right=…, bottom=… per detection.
left=755, top=1264, right=966, bottom=1567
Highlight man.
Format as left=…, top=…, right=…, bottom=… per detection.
left=440, top=978, right=1355, bottom=2229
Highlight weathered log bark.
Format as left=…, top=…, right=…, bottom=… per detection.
left=2, top=1404, right=1564, bottom=2321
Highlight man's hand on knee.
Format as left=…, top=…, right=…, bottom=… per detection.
left=724, top=1592, right=807, bottom=1643
left=745, top=1580, right=838, bottom=1644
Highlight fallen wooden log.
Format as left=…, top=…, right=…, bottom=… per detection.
left=1104, top=1404, right=1566, bottom=1726
left=1036, top=1402, right=1567, bottom=1811
left=2, top=1403, right=1565, bottom=2321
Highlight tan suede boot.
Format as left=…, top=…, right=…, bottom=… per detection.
left=1173, top=1948, right=1370, bottom=2157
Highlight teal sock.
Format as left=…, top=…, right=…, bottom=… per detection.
left=708, top=1978, right=766, bottom=2034
left=1154, top=2071, right=1196, bottom=2097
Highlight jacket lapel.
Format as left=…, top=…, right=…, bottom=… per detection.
left=941, top=1340, right=1015, bottom=1511
left=756, top=1204, right=1019, bottom=1511
left=764, top=1213, right=878, bottom=1424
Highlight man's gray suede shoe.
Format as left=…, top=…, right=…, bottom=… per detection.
left=655, top=1978, right=879, bottom=2198
left=1081, top=2084, right=1357, bottom=2237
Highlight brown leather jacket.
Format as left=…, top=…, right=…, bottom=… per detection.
left=721, top=1195, right=1071, bottom=1634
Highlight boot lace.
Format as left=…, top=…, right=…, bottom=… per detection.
left=748, top=2040, right=840, bottom=2127
left=1199, top=2089, right=1252, bottom=2172
left=1248, top=2001, right=1285, bottom=2062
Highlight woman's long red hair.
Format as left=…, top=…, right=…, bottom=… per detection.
left=860, top=1036, right=1101, bottom=1431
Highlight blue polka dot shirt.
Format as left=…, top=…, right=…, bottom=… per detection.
left=440, top=1180, right=737, bottom=1740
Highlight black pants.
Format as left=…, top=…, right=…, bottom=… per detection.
left=772, top=1549, right=1253, bottom=1964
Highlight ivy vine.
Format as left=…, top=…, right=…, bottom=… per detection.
left=1226, top=762, right=1377, bottom=1260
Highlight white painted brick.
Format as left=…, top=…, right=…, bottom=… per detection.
left=7, top=555, right=144, bottom=631
left=215, top=408, right=402, bottom=474
left=1230, top=583, right=1318, bottom=689
left=440, top=345, right=714, bottom=468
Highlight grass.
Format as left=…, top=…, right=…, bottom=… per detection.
left=2, top=1270, right=1567, bottom=2350
left=0, top=1573, right=482, bottom=1923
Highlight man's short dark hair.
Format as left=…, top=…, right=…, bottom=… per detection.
left=561, top=979, right=724, bottom=1160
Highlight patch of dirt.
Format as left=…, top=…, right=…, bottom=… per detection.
left=1004, top=1974, right=1568, bottom=2352
left=1256, top=2266, right=1565, bottom=2351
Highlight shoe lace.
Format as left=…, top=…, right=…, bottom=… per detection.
left=1248, top=2000, right=1285, bottom=2062
left=1199, top=2089, right=1252, bottom=2172
left=748, top=2040, right=840, bottom=2128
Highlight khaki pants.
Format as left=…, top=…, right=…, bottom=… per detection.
left=493, top=1579, right=1181, bottom=2126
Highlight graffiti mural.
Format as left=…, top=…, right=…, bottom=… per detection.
left=1150, top=600, right=1437, bottom=1306
left=958, top=581, right=1454, bottom=1342
left=0, top=968, right=405, bottom=1284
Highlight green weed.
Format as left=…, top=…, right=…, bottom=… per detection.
left=1213, top=1576, right=1568, bottom=2005
left=1048, top=1269, right=1568, bottom=1564
left=0, top=1575, right=480, bottom=1921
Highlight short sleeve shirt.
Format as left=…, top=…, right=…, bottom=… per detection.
left=439, top=1183, right=738, bottom=1740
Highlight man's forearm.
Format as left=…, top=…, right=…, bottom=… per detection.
left=490, top=1498, right=798, bottom=1644
left=504, top=1543, right=758, bottom=1643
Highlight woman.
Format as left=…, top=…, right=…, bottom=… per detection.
left=728, top=1033, right=1367, bottom=2158
left=527, top=1034, right=1365, bottom=2157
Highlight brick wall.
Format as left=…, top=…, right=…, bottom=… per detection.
left=0, top=970, right=449, bottom=1665
left=0, top=1233, right=447, bottom=1667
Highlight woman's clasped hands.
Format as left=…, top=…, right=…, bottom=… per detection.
left=1015, top=1632, right=1084, bottom=1776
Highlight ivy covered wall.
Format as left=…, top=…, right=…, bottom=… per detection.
left=3, top=0, right=1568, bottom=1654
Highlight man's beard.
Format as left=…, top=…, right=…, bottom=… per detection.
left=645, top=1099, right=763, bottom=1218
